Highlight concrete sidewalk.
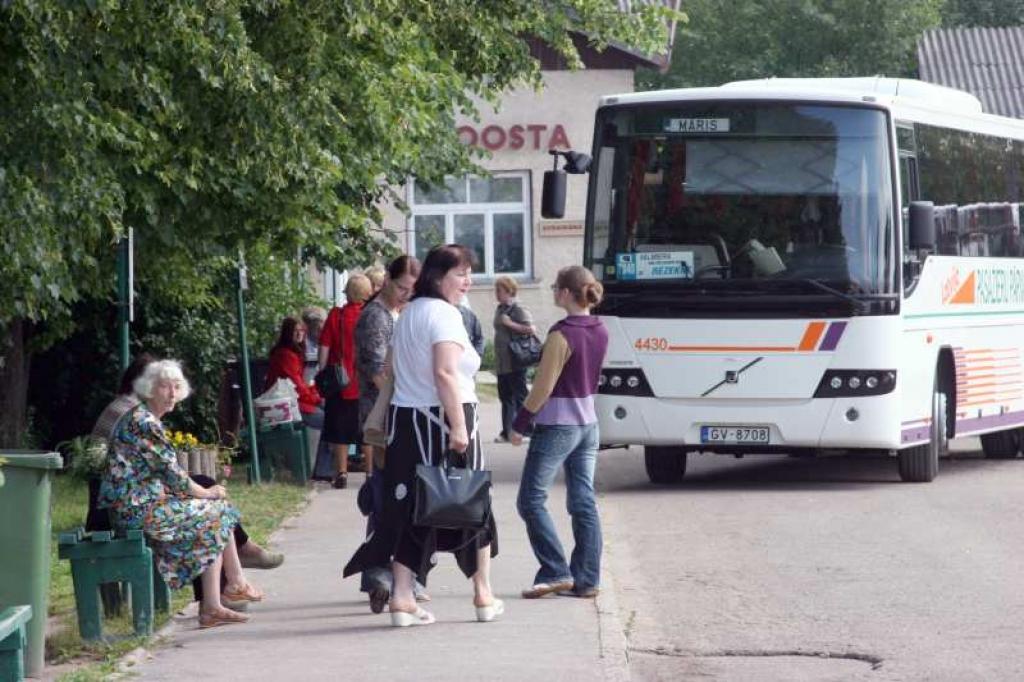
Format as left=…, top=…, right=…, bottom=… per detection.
left=131, top=401, right=624, bottom=681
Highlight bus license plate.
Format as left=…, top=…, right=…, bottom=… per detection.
left=700, top=425, right=770, bottom=444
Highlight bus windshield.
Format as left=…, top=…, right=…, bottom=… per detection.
left=587, top=102, right=897, bottom=316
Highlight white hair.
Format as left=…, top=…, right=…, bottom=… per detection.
left=133, top=359, right=192, bottom=401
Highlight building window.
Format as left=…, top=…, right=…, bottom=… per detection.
left=410, top=172, right=531, bottom=278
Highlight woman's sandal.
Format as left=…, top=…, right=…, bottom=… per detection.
left=475, top=598, right=505, bottom=623
left=389, top=606, right=436, bottom=627
left=222, top=583, right=264, bottom=603
left=199, top=608, right=250, bottom=629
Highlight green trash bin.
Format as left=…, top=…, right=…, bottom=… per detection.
left=0, top=450, right=63, bottom=678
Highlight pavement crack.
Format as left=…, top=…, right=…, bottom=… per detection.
left=629, top=646, right=884, bottom=671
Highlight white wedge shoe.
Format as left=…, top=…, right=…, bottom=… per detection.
left=390, top=606, right=436, bottom=627
left=475, top=598, right=505, bottom=623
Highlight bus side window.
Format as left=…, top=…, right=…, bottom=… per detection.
left=899, top=156, right=916, bottom=210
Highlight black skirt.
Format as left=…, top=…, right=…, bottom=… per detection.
left=323, top=396, right=362, bottom=445
left=343, top=403, right=498, bottom=584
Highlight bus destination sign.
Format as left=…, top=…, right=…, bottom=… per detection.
left=664, top=118, right=730, bottom=133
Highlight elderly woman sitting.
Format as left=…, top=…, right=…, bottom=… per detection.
left=97, top=359, right=262, bottom=629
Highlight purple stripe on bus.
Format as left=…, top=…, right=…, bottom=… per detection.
left=900, top=408, right=1024, bottom=444
left=955, top=409, right=1024, bottom=435
left=818, top=321, right=847, bottom=351
left=901, top=425, right=931, bottom=444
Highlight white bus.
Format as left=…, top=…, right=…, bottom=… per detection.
left=545, top=77, right=1024, bottom=483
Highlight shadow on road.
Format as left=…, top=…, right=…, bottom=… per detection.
left=596, top=446, right=1012, bottom=493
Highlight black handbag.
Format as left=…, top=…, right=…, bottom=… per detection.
left=413, top=451, right=492, bottom=530
left=314, top=364, right=350, bottom=396
left=508, top=333, right=543, bottom=368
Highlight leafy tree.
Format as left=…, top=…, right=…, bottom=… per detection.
left=640, top=0, right=944, bottom=90
left=0, top=1, right=672, bottom=446
left=942, top=0, right=1024, bottom=26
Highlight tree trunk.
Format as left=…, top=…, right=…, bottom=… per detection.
left=0, top=318, right=32, bottom=448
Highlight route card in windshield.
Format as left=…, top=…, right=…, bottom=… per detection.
left=616, top=251, right=695, bottom=280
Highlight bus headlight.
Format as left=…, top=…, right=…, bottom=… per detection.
left=599, top=368, right=654, bottom=397
left=814, top=370, right=896, bottom=397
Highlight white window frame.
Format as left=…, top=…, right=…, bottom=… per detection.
left=407, top=171, right=533, bottom=279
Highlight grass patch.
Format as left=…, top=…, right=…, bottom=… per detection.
left=48, top=474, right=308, bottom=679
left=476, top=381, right=499, bottom=403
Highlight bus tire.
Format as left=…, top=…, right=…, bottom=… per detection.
left=898, top=388, right=947, bottom=483
left=980, top=429, right=1021, bottom=459
left=644, top=446, right=687, bottom=484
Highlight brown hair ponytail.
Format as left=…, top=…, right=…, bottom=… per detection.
left=555, top=265, right=603, bottom=309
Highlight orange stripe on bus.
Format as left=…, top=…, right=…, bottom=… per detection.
left=798, top=322, right=827, bottom=351
left=961, top=364, right=1020, bottom=372
left=666, top=345, right=796, bottom=352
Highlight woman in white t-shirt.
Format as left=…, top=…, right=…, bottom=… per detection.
left=343, top=244, right=501, bottom=627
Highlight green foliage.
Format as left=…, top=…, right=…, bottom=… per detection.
left=59, top=436, right=109, bottom=480
left=2, top=0, right=671, bottom=337
left=640, top=0, right=945, bottom=90
left=942, top=0, right=1024, bottom=26
left=136, top=244, right=328, bottom=443
left=479, top=339, right=496, bottom=373
left=2, top=0, right=671, bottom=445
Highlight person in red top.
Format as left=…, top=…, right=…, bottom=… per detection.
left=265, top=316, right=323, bottom=424
left=318, top=273, right=372, bottom=488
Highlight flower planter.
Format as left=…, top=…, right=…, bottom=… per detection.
left=175, top=448, right=218, bottom=479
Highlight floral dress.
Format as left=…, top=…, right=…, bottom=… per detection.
left=98, top=403, right=240, bottom=589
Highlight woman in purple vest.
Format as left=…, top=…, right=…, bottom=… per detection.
left=509, top=265, right=609, bottom=599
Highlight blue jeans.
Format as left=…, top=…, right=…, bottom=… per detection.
left=516, top=423, right=602, bottom=590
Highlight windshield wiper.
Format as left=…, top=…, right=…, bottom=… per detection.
left=767, top=278, right=897, bottom=312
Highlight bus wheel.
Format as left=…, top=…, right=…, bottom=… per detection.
left=644, top=446, right=688, bottom=484
left=980, top=429, right=1021, bottom=459
left=898, top=388, right=947, bottom=482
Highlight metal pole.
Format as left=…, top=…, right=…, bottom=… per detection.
left=116, top=233, right=130, bottom=371
left=236, top=259, right=261, bottom=483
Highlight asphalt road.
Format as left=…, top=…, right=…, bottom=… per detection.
left=595, top=440, right=1024, bottom=681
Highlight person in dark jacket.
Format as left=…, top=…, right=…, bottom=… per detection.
left=459, top=297, right=486, bottom=357
left=493, top=276, right=536, bottom=443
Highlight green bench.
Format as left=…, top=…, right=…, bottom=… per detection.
left=57, top=528, right=170, bottom=641
left=0, top=606, right=32, bottom=682
left=250, top=420, right=311, bottom=484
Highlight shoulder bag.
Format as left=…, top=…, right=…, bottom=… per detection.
left=414, top=450, right=492, bottom=530
left=314, top=363, right=349, bottom=396
left=508, top=333, right=543, bottom=368
left=315, top=309, right=352, bottom=395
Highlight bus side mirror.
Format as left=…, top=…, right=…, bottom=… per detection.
left=909, top=201, right=935, bottom=250
left=564, top=151, right=592, bottom=174
left=542, top=170, right=567, bottom=219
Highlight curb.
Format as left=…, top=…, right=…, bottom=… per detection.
left=596, top=566, right=632, bottom=682
left=595, top=513, right=632, bottom=682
